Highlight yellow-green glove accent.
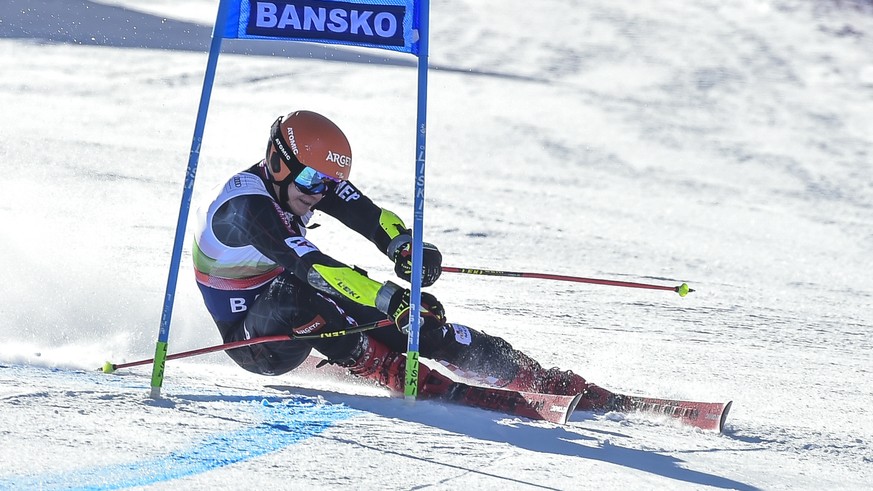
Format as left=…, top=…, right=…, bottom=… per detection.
left=379, top=208, right=407, bottom=242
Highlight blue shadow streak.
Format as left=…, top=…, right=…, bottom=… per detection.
left=0, top=397, right=357, bottom=490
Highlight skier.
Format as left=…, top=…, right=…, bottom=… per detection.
left=193, top=110, right=612, bottom=408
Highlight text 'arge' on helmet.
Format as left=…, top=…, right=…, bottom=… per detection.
left=266, top=110, right=353, bottom=185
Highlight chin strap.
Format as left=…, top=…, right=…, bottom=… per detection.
left=278, top=180, right=292, bottom=206
left=260, top=159, right=295, bottom=210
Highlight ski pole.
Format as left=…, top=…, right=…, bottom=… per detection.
left=100, top=319, right=394, bottom=373
left=442, top=266, right=694, bottom=297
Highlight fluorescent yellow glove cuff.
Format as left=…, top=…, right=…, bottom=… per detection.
left=379, top=208, right=407, bottom=242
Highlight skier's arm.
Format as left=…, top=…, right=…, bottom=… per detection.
left=318, top=181, right=442, bottom=286
left=317, top=180, right=408, bottom=254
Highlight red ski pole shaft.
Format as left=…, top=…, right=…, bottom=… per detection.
left=101, top=319, right=394, bottom=373
left=106, top=335, right=291, bottom=372
left=442, top=266, right=694, bottom=296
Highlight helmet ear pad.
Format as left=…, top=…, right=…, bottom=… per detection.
left=266, top=139, right=283, bottom=175
left=266, top=116, right=304, bottom=183
left=266, top=143, right=300, bottom=184
left=268, top=147, right=283, bottom=175
left=266, top=138, right=277, bottom=172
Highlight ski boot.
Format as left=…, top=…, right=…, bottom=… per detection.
left=503, top=353, right=618, bottom=411
left=341, top=336, right=454, bottom=398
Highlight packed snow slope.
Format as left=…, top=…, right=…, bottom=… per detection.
left=1, top=0, right=871, bottom=489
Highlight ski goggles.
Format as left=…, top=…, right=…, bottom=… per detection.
left=294, top=166, right=340, bottom=195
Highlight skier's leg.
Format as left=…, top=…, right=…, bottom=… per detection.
left=257, top=290, right=456, bottom=398
left=421, top=323, right=615, bottom=409
left=219, top=274, right=359, bottom=376
left=320, top=334, right=455, bottom=398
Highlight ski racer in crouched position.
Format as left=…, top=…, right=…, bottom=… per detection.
left=193, top=110, right=612, bottom=409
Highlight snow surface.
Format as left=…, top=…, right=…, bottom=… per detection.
left=1, top=0, right=872, bottom=489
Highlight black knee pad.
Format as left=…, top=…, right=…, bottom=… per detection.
left=228, top=275, right=353, bottom=376
left=245, top=276, right=355, bottom=338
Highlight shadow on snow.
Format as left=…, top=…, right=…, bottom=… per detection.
left=264, top=385, right=761, bottom=491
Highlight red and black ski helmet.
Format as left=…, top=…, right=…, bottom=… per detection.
left=266, top=110, right=352, bottom=183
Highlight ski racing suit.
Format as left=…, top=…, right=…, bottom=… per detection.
left=193, top=161, right=609, bottom=405
left=193, top=162, right=514, bottom=379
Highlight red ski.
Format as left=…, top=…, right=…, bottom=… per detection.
left=605, top=394, right=733, bottom=432
left=444, top=384, right=582, bottom=425
left=289, top=355, right=581, bottom=424
left=292, top=356, right=730, bottom=429
left=435, top=359, right=733, bottom=431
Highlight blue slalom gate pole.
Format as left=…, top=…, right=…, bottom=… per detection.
left=404, top=0, right=430, bottom=400
left=149, top=0, right=230, bottom=398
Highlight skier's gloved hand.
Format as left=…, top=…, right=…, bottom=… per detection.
left=376, top=282, right=446, bottom=333
left=387, top=231, right=442, bottom=287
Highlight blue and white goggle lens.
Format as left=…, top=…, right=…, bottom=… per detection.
left=294, top=166, right=339, bottom=195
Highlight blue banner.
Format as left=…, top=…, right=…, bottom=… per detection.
left=222, top=0, right=417, bottom=54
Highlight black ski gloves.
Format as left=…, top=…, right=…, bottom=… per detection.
left=376, top=281, right=446, bottom=333
left=387, top=231, right=442, bottom=287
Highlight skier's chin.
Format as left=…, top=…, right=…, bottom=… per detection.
left=288, top=196, right=318, bottom=215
